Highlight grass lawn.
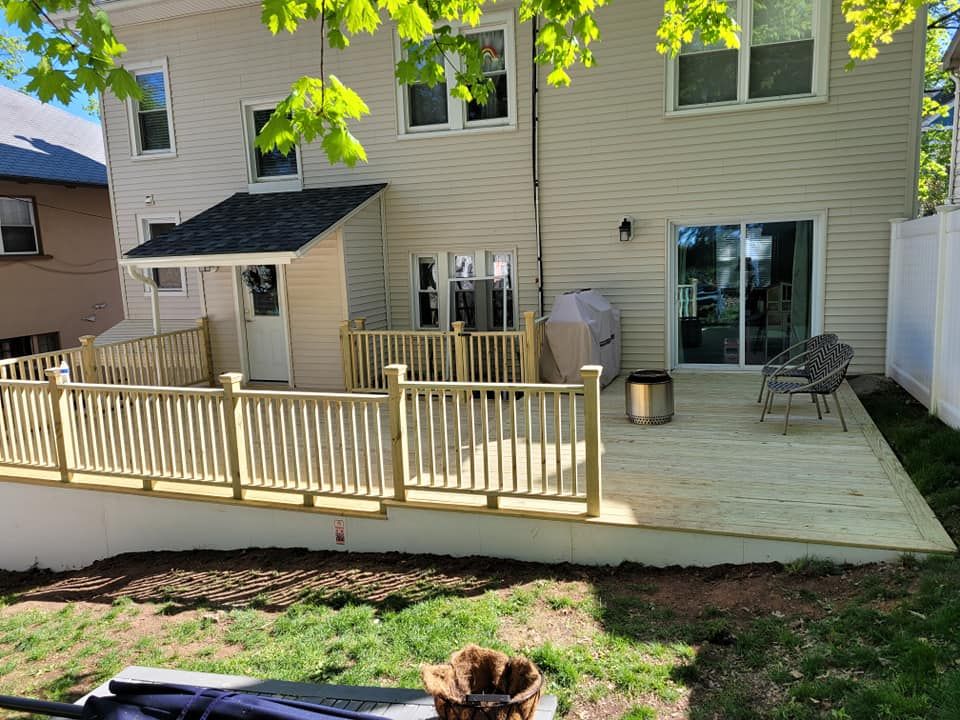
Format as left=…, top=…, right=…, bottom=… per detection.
left=0, top=377, right=958, bottom=719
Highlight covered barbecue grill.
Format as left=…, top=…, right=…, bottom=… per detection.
left=540, top=289, right=621, bottom=387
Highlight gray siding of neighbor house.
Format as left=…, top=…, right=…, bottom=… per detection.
left=101, top=0, right=921, bottom=374
left=342, top=199, right=388, bottom=330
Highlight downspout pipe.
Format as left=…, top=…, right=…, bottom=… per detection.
left=126, top=266, right=162, bottom=335
left=532, top=14, right=544, bottom=316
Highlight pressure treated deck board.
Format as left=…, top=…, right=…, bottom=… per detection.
left=586, top=372, right=955, bottom=553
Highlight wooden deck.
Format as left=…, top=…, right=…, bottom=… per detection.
left=581, top=372, right=954, bottom=554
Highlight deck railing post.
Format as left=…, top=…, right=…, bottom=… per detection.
left=0, top=359, right=13, bottom=380
left=196, top=317, right=216, bottom=387
left=340, top=321, right=355, bottom=392
left=580, top=365, right=603, bottom=517
left=79, top=335, right=99, bottom=384
left=353, top=317, right=366, bottom=331
left=522, top=311, right=537, bottom=383
left=45, top=368, right=74, bottom=483
left=452, top=321, right=468, bottom=382
left=385, top=364, right=410, bottom=501
left=219, top=372, right=247, bottom=500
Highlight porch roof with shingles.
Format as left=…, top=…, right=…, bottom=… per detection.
left=122, top=183, right=387, bottom=266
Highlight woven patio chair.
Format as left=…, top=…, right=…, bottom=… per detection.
left=760, top=342, right=855, bottom=435
left=756, top=333, right=839, bottom=406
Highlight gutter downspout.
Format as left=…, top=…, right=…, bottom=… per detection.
left=532, top=15, right=544, bottom=316
left=126, top=266, right=162, bottom=335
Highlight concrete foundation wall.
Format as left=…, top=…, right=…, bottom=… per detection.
left=0, top=481, right=902, bottom=571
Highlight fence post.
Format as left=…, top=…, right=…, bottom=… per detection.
left=353, top=317, right=366, bottom=331
left=78, top=335, right=98, bottom=384
left=385, top=364, right=410, bottom=501
left=196, top=317, right=216, bottom=387
left=45, top=368, right=74, bottom=483
left=220, top=372, right=248, bottom=500
left=522, top=311, right=537, bottom=383
left=580, top=365, right=603, bottom=517
left=340, top=321, right=355, bottom=392
left=452, top=321, right=468, bottom=382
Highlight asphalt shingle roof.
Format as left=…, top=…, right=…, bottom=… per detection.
left=0, top=86, right=107, bottom=186
left=124, top=184, right=388, bottom=260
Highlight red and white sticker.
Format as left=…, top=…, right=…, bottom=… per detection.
left=334, top=519, right=346, bottom=545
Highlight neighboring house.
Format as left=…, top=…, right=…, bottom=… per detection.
left=97, top=0, right=923, bottom=388
left=0, top=87, right=122, bottom=357
left=941, top=32, right=960, bottom=205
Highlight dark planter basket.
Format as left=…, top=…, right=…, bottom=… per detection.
left=422, top=645, right=544, bottom=720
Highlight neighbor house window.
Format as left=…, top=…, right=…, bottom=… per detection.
left=399, top=13, right=516, bottom=134
left=671, top=0, right=825, bottom=111
left=139, top=218, right=185, bottom=294
left=128, top=62, right=175, bottom=155
left=0, top=332, right=59, bottom=359
left=411, top=250, right=516, bottom=330
left=242, top=101, right=302, bottom=191
left=0, top=197, right=39, bottom=255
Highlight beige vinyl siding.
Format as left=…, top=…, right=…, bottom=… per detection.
left=286, top=234, right=347, bottom=390
left=103, top=1, right=538, bottom=345
left=537, top=1, right=919, bottom=372
left=101, top=0, right=920, bottom=374
left=342, top=199, right=388, bottom=329
left=199, top=266, right=241, bottom=375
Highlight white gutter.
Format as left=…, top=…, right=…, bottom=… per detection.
left=120, top=251, right=298, bottom=269
left=126, top=266, right=162, bottom=335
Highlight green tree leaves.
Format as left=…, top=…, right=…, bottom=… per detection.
left=0, top=34, right=25, bottom=81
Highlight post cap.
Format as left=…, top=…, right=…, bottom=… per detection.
left=384, top=363, right=408, bottom=376
left=580, top=365, right=603, bottom=377
left=219, top=372, right=244, bottom=384
left=45, top=367, right=67, bottom=383
left=79, top=335, right=97, bottom=345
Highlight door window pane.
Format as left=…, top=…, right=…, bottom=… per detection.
left=749, top=0, right=814, bottom=99
left=489, top=252, right=514, bottom=329
left=677, top=225, right=741, bottom=364
left=744, top=220, right=813, bottom=364
left=416, top=256, right=439, bottom=328
left=451, top=254, right=476, bottom=328
left=242, top=265, right=280, bottom=316
left=465, top=29, right=509, bottom=122
left=253, top=108, right=298, bottom=178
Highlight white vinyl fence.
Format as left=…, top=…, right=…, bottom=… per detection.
left=887, top=209, right=960, bottom=428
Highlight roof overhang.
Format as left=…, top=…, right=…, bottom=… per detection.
left=944, top=31, right=960, bottom=71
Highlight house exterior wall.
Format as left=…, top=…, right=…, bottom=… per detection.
left=285, top=232, right=348, bottom=390
left=101, top=0, right=922, bottom=374
left=0, top=180, right=122, bottom=349
left=342, top=199, right=388, bottom=330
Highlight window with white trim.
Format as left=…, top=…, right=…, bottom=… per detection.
left=412, top=250, right=516, bottom=330
left=139, top=218, right=185, bottom=294
left=670, top=0, right=826, bottom=111
left=128, top=63, right=175, bottom=155
left=398, top=13, right=516, bottom=134
left=242, top=101, right=302, bottom=187
left=0, top=197, right=39, bottom=255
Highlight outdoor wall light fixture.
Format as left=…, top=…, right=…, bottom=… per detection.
left=619, top=217, right=634, bottom=242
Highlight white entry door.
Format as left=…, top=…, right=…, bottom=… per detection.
left=240, top=264, right=289, bottom=382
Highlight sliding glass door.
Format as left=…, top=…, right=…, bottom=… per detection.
left=676, top=219, right=814, bottom=367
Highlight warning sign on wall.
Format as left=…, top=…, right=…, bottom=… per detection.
left=334, top=519, right=346, bottom=545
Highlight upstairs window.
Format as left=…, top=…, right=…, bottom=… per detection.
left=0, top=197, right=39, bottom=255
left=243, top=101, right=302, bottom=192
left=671, top=0, right=826, bottom=111
left=399, top=13, right=516, bottom=134
left=128, top=62, right=175, bottom=156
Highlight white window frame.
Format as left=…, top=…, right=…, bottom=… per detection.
left=409, top=248, right=518, bottom=330
left=137, top=213, right=187, bottom=296
left=126, top=58, right=177, bottom=159
left=240, top=98, right=304, bottom=194
left=0, top=196, right=40, bottom=255
left=665, top=211, right=827, bottom=370
left=395, top=11, right=518, bottom=137
left=665, top=0, right=831, bottom=115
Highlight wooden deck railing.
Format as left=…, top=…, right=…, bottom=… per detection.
left=0, top=319, right=213, bottom=387
left=341, top=312, right=546, bottom=392
left=0, top=363, right=602, bottom=517
left=385, top=363, right=602, bottom=515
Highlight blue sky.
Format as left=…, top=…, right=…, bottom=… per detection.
left=2, top=18, right=99, bottom=122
